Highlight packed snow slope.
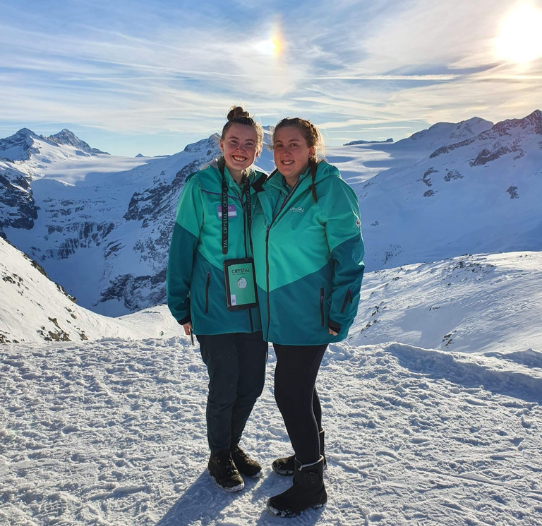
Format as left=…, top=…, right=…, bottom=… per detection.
left=0, top=237, right=181, bottom=344
left=1, top=111, right=541, bottom=315
left=1, top=335, right=541, bottom=525
left=351, top=251, right=542, bottom=356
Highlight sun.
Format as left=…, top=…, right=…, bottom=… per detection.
left=495, top=4, right=542, bottom=64
left=256, top=37, right=282, bottom=56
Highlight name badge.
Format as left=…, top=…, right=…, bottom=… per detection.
left=217, top=205, right=237, bottom=218
left=224, top=258, right=258, bottom=311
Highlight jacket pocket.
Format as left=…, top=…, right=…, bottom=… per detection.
left=320, top=288, right=325, bottom=326
left=340, top=288, right=352, bottom=314
left=205, top=272, right=210, bottom=314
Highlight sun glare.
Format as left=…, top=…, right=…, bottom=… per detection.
left=256, top=36, right=282, bottom=56
left=495, top=4, right=542, bottom=64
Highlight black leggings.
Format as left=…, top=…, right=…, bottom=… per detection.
left=273, top=343, right=327, bottom=464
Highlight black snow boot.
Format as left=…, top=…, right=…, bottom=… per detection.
left=267, top=456, right=327, bottom=518
left=208, top=450, right=244, bottom=492
left=231, top=444, right=262, bottom=478
left=272, top=430, right=326, bottom=476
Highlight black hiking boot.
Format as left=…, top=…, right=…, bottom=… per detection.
left=272, top=430, right=327, bottom=476
left=267, top=456, right=327, bottom=518
left=208, top=450, right=244, bottom=492
left=231, top=445, right=262, bottom=478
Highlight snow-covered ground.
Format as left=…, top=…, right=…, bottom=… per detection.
left=351, top=252, right=542, bottom=355
left=1, top=245, right=542, bottom=524
left=1, top=336, right=541, bottom=525
left=0, top=238, right=181, bottom=344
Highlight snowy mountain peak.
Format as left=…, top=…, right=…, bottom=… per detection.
left=47, top=129, right=109, bottom=155
left=489, top=108, right=542, bottom=137
left=395, top=117, right=493, bottom=151
left=0, top=128, right=42, bottom=161
left=182, top=133, right=220, bottom=154
left=428, top=109, right=542, bottom=161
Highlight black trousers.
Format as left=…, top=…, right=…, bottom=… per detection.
left=197, top=331, right=268, bottom=453
left=273, top=343, right=327, bottom=464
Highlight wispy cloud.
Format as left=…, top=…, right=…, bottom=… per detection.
left=0, top=0, right=540, bottom=155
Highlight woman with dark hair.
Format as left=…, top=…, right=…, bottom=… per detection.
left=252, top=117, right=365, bottom=517
left=167, top=107, right=268, bottom=493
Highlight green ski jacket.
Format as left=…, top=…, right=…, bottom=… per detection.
left=167, top=161, right=265, bottom=335
left=251, top=161, right=365, bottom=345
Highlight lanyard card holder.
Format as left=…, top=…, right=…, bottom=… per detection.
left=224, top=258, right=258, bottom=311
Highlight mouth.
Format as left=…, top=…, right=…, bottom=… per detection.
left=232, top=155, right=248, bottom=162
left=281, top=160, right=294, bottom=166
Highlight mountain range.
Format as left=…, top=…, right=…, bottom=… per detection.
left=0, top=110, right=541, bottom=321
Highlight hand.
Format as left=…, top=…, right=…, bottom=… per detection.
left=329, top=328, right=338, bottom=336
left=183, top=322, right=193, bottom=336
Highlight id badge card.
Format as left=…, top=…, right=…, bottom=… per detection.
left=224, top=258, right=258, bottom=311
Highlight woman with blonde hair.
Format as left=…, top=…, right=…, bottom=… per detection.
left=252, top=117, right=365, bottom=516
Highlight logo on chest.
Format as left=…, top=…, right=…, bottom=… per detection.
left=289, top=207, right=305, bottom=214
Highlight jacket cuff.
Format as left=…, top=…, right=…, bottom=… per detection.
left=328, top=320, right=341, bottom=333
left=178, top=315, right=191, bottom=325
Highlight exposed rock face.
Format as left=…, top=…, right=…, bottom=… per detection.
left=507, top=186, right=519, bottom=199
left=444, top=170, right=464, bottom=181
left=430, top=138, right=476, bottom=158
left=107, top=137, right=220, bottom=312
left=0, top=166, right=37, bottom=236
left=99, top=269, right=167, bottom=312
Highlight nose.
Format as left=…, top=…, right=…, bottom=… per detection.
left=281, top=146, right=293, bottom=156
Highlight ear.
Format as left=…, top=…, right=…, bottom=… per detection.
left=309, top=146, right=315, bottom=159
left=219, top=139, right=225, bottom=153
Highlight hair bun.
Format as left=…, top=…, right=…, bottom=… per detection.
left=227, top=106, right=250, bottom=121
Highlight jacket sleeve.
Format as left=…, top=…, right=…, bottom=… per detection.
left=323, top=178, right=365, bottom=333
left=166, top=177, right=204, bottom=324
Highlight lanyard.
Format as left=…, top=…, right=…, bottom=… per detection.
left=218, top=158, right=251, bottom=255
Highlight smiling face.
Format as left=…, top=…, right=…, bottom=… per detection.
left=273, top=126, right=315, bottom=187
left=220, top=123, right=259, bottom=181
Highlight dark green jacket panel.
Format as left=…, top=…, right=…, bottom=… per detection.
left=166, top=222, right=198, bottom=324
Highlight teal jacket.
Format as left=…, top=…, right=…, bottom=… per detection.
left=167, top=161, right=265, bottom=335
left=251, top=161, right=365, bottom=345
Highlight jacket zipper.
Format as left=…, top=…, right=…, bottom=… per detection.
left=265, top=226, right=271, bottom=336
left=340, top=288, right=352, bottom=314
left=320, top=288, right=325, bottom=326
left=265, top=184, right=302, bottom=337
left=205, top=272, right=210, bottom=313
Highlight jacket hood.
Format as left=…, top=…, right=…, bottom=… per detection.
left=265, top=161, right=340, bottom=191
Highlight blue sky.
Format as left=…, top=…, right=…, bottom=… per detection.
left=1, top=0, right=541, bottom=156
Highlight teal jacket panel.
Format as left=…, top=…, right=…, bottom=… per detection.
left=166, top=162, right=264, bottom=335
left=251, top=161, right=365, bottom=345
